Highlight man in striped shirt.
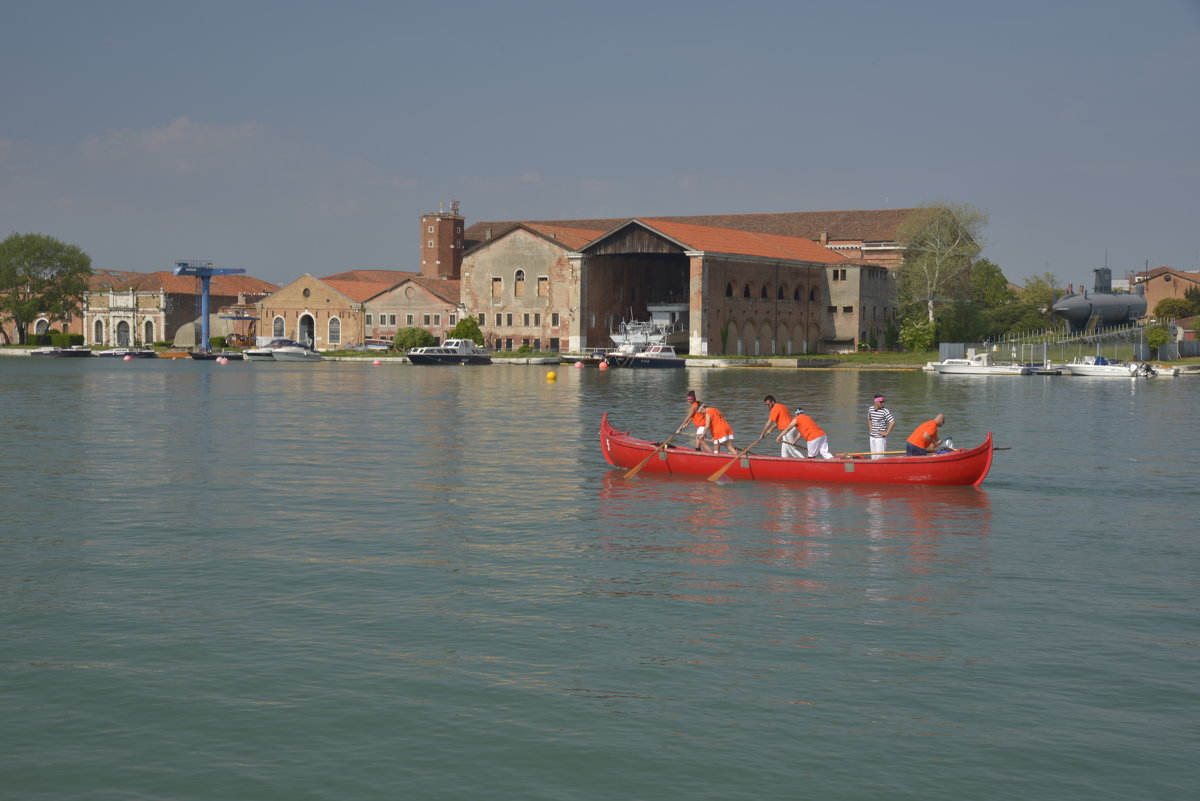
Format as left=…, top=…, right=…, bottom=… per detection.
left=866, top=395, right=895, bottom=459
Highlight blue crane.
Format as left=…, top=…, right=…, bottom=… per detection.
left=173, top=260, right=246, bottom=353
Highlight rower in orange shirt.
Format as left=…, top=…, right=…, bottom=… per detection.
left=906, top=413, right=945, bottom=456
left=761, top=394, right=803, bottom=457
left=698, top=402, right=736, bottom=454
left=779, top=407, right=834, bottom=459
left=676, top=390, right=711, bottom=451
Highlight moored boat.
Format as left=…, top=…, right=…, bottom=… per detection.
left=931, top=352, right=1029, bottom=375
left=30, top=345, right=93, bottom=357
left=95, top=347, right=158, bottom=358
left=407, top=339, right=492, bottom=365
left=600, top=413, right=994, bottom=486
left=270, top=343, right=323, bottom=362
left=1060, top=356, right=1151, bottom=377
left=603, top=343, right=685, bottom=369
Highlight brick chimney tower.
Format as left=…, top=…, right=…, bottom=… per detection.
left=420, top=200, right=464, bottom=279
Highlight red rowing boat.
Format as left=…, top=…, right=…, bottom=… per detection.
left=600, top=413, right=995, bottom=486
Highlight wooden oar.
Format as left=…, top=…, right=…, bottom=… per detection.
left=624, top=411, right=695, bottom=479
left=706, top=434, right=767, bottom=482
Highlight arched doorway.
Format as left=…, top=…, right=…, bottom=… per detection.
left=93, top=319, right=104, bottom=344
left=298, top=314, right=316, bottom=347
left=144, top=320, right=155, bottom=344
left=117, top=320, right=131, bottom=347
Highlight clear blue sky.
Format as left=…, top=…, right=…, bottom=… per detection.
left=2, top=0, right=1197, bottom=287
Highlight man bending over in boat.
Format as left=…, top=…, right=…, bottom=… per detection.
left=677, top=391, right=712, bottom=452
left=905, top=413, right=945, bottom=455
left=697, top=402, right=736, bottom=454
left=761, top=395, right=803, bottom=457
left=779, top=408, right=834, bottom=459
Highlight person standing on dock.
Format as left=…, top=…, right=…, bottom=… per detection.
left=761, top=395, right=803, bottom=457
left=906, top=413, right=945, bottom=456
left=779, top=408, right=834, bottom=459
left=866, top=395, right=895, bottom=459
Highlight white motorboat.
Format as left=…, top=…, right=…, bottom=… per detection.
left=407, top=338, right=492, bottom=365
left=95, top=347, right=157, bottom=358
left=931, top=352, right=1030, bottom=375
left=244, top=338, right=287, bottom=361
left=603, top=342, right=685, bottom=369
left=271, top=342, right=323, bottom=362
left=1061, top=356, right=1160, bottom=377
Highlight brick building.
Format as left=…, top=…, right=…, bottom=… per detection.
left=458, top=209, right=915, bottom=354
left=1133, top=266, right=1200, bottom=316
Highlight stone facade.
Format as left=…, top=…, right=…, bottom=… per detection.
left=460, top=224, right=596, bottom=351
left=257, top=274, right=368, bottom=349
left=366, top=277, right=463, bottom=343
left=78, top=271, right=276, bottom=348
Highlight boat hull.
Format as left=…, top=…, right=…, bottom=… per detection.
left=96, top=348, right=158, bottom=358
left=1062, top=364, right=1136, bottom=377
left=600, top=413, right=994, bottom=486
left=603, top=355, right=685, bottom=368
left=406, top=353, right=492, bottom=365
left=30, top=347, right=93, bottom=357
left=270, top=347, right=322, bottom=362
left=933, top=365, right=1029, bottom=375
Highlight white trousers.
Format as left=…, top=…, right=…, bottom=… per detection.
left=869, top=436, right=888, bottom=459
left=806, top=435, right=833, bottom=459
left=780, top=429, right=803, bottom=458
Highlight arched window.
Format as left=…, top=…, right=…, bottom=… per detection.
left=273, top=316, right=285, bottom=337
left=743, top=283, right=752, bottom=298
left=809, top=288, right=818, bottom=302
left=144, top=320, right=155, bottom=344
left=793, top=287, right=802, bottom=301
left=725, top=283, right=735, bottom=297
left=778, top=285, right=786, bottom=300
left=761, top=284, right=770, bottom=299
left=328, top=317, right=341, bottom=345
left=93, top=319, right=104, bottom=344
left=514, top=269, right=525, bottom=298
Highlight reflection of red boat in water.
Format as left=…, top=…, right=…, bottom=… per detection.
left=600, top=413, right=995, bottom=487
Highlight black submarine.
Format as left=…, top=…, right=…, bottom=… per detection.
left=1051, top=268, right=1147, bottom=332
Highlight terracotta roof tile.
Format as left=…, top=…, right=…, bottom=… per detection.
left=631, top=219, right=847, bottom=263
left=320, top=269, right=418, bottom=284
left=465, top=208, right=917, bottom=251
left=106, top=271, right=277, bottom=296
left=522, top=223, right=608, bottom=250
left=403, top=276, right=461, bottom=305
left=322, top=279, right=396, bottom=303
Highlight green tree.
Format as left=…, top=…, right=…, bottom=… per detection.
left=894, top=201, right=988, bottom=325
left=393, top=327, right=436, bottom=350
left=1015, top=273, right=1063, bottom=329
left=0, top=233, right=92, bottom=344
left=898, top=318, right=935, bottom=352
left=1153, top=297, right=1199, bottom=319
left=1144, top=324, right=1171, bottom=359
left=968, top=258, right=1016, bottom=308
left=447, top=314, right=484, bottom=344
left=935, top=300, right=993, bottom=342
